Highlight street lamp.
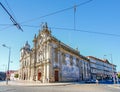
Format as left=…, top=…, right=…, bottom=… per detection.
left=103, top=55, right=107, bottom=60
left=2, top=44, right=11, bottom=85
left=103, top=54, right=116, bottom=84
left=110, top=54, right=116, bottom=84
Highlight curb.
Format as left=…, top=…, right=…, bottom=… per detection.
left=0, top=81, right=72, bottom=86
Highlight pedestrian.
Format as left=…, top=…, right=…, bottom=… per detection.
left=96, top=79, right=99, bottom=85
left=46, top=78, right=49, bottom=83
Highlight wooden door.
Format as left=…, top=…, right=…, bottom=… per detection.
left=55, top=70, right=59, bottom=82
left=38, top=72, right=41, bottom=80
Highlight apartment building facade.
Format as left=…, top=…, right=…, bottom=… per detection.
left=87, top=56, right=117, bottom=80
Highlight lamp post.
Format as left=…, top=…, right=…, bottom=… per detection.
left=110, top=54, right=116, bottom=84
left=2, top=44, right=11, bottom=85
left=103, top=54, right=116, bottom=84
left=103, top=55, right=107, bottom=60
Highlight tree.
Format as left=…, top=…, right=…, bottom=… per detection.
left=14, top=74, right=19, bottom=78
left=117, top=73, right=120, bottom=79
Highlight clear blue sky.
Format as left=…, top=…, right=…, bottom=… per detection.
left=0, top=0, right=120, bottom=72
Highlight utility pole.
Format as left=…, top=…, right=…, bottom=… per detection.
left=0, top=2, right=23, bottom=31
left=2, top=44, right=11, bottom=85
left=110, top=54, right=116, bottom=84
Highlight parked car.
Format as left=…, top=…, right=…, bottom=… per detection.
left=0, top=77, right=2, bottom=81
left=118, top=79, right=120, bottom=83
left=85, top=79, right=96, bottom=83
left=0, top=72, right=6, bottom=81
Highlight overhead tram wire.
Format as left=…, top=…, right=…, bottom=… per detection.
left=0, top=2, right=23, bottom=32
left=0, top=24, right=13, bottom=26
left=21, top=25, right=40, bottom=28
left=0, top=25, right=14, bottom=31
left=74, top=4, right=76, bottom=31
left=68, top=3, right=77, bottom=46
left=4, top=0, right=23, bottom=32
left=0, top=23, right=14, bottom=31
left=21, top=0, right=93, bottom=24
left=51, top=27, right=120, bottom=37
left=21, top=25, right=120, bottom=38
left=4, top=0, right=17, bottom=20
left=0, top=0, right=92, bottom=32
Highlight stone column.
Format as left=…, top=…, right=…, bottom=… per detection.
left=46, top=62, right=49, bottom=82
left=82, top=61, right=85, bottom=80
left=45, top=63, right=47, bottom=82
left=43, top=64, right=46, bottom=83
left=58, top=51, right=62, bottom=81
left=48, top=42, right=53, bottom=81
left=47, top=42, right=50, bottom=60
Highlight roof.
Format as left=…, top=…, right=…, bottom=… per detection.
left=87, top=56, right=116, bottom=66
left=88, top=56, right=107, bottom=63
left=87, top=56, right=105, bottom=62
left=52, top=36, right=80, bottom=54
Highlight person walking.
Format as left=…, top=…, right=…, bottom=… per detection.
left=96, top=79, right=99, bottom=85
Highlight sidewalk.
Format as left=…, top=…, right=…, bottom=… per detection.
left=0, top=80, right=73, bottom=86
left=107, top=84, right=120, bottom=89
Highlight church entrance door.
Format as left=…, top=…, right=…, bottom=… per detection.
left=54, top=70, right=59, bottom=82
left=38, top=72, right=41, bottom=81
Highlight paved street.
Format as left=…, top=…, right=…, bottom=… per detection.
left=0, top=81, right=120, bottom=92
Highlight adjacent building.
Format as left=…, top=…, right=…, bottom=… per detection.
left=19, top=23, right=91, bottom=83
left=87, top=56, right=117, bottom=80
left=9, top=70, right=19, bottom=80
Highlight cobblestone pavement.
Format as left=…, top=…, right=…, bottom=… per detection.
left=0, top=81, right=120, bottom=92
left=0, top=80, right=73, bottom=86
left=0, top=84, right=120, bottom=92
left=107, top=84, right=120, bottom=89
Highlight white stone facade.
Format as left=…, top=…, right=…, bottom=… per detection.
left=19, top=23, right=91, bottom=83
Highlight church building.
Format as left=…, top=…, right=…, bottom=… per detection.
left=19, top=23, right=91, bottom=83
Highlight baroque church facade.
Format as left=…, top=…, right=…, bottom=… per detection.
left=19, top=23, right=91, bottom=83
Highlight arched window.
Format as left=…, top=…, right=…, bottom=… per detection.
left=61, top=53, right=66, bottom=65
left=76, top=58, right=79, bottom=67
left=70, top=55, right=73, bottom=66
left=54, top=48, right=58, bottom=63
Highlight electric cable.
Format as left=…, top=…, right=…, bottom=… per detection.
left=21, top=0, right=93, bottom=24
left=4, top=0, right=17, bottom=20
left=0, top=2, right=23, bottom=31
left=21, top=24, right=120, bottom=37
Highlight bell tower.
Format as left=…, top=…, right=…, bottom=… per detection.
left=20, top=41, right=31, bottom=58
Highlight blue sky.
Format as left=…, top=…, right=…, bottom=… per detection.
left=0, top=0, right=120, bottom=72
